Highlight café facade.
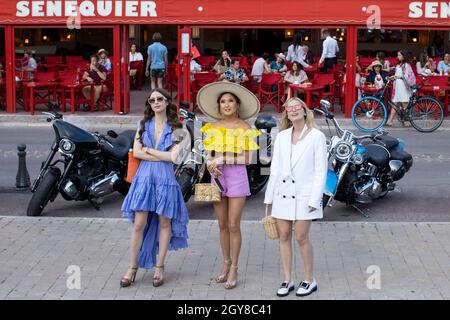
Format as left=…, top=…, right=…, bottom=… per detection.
left=0, top=0, right=450, bottom=117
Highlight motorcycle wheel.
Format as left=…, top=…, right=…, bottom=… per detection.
left=177, top=168, right=195, bottom=203
left=247, top=165, right=270, bottom=196
left=27, top=168, right=61, bottom=217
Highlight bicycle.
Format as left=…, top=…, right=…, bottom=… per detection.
left=351, top=76, right=444, bottom=133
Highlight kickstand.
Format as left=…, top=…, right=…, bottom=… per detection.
left=351, top=205, right=369, bottom=218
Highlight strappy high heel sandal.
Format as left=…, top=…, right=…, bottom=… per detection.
left=120, top=266, right=138, bottom=287
left=216, top=260, right=231, bottom=283
left=153, top=265, right=164, bottom=287
left=225, top=266, right=238, bottom=290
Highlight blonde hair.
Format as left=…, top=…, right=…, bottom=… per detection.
left=280, top=97, right=315, bottom=132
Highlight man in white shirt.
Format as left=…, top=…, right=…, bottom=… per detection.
left=319, top=30, right=339, bottom=72
left=251, top=53, right=271, bottom=83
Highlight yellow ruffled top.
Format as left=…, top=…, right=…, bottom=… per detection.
left=201, top=123, right=261, bottom=154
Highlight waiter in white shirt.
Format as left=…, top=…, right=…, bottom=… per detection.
left=319, top=30, right=339, bottom=72
left=286, top=33, right=310, bottom=68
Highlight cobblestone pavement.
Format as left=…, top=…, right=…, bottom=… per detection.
left=1, top=216, right=450, bottom=300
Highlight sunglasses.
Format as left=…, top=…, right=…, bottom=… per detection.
left=284, top=104, right=306, bottom=112
left=148, top=96, right=166, bottom=104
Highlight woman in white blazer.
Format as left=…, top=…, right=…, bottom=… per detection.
left=264, top=97, right=327, bottom=297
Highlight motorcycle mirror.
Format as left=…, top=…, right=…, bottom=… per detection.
left=179, top=101, right=190, bottom=109
left=107, top=130, right=118, bottom=139
left=320, top=99, right=330, bottom=110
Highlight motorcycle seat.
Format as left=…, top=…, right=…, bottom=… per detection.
left=255, top=115, right=277, bottom=130
left=365, top=144, right=390, bottom=167
left=103, top=132, right=134, bottom=160
left=374, top=135, right=399, bottom=151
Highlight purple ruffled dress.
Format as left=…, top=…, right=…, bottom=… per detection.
left=121, top=118, right=189, bottom=269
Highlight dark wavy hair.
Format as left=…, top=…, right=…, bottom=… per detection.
left=398, top=50, right=411, bottom=65
left=290, top=61, right=303, bottom=76
left=138, top=88, right=182, bottom=144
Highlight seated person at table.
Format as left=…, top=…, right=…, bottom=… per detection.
left=367, top=52, right=390, bottom=73
left=270, top=53, right=287, bottom=74
left=213, top=50, right=232, bottom=75
left=251, top=53, right=271, bottom=83
left=219, top=59, right=249, bottom=85
left=98, top=49, right=112, bottom=72
left=190, top=57, right=202, bottom=81
left=284, top=61, right=308, bottom=98
left=365, top=61, right=389, bottom=89
left=437, top=53, right=450, bottom=75
left=416, top=52, right=436, bottom=76
left=82, top=54, right=108, bottom=108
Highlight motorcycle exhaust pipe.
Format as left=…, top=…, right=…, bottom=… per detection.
left=89, top=173, right=120, bottom=197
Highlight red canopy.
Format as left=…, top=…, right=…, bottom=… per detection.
left=0, top=0, right=449, bottom=27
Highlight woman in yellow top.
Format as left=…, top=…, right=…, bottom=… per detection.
left=197, top=82, right=261, bottom=289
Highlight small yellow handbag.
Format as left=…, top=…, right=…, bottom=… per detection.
left=194, top=178, right=222, bottom=202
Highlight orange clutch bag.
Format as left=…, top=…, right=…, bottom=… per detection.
left=126, top=149, right=141, bottom=183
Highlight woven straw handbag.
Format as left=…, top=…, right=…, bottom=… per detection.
left=262, top=205, right=279, bottom=240
left=194, top=182, right=221, bottom=202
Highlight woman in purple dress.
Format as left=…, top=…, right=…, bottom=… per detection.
left=120, top=88, right=189, bottom=288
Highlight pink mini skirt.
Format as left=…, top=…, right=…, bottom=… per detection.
left=214, top=165, right=250, bottom=198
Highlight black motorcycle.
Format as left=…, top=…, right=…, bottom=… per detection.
left=316, top=100, right=413, bottom=217
left=27, top=111, right=135, bottom=216
left=175, top=105, right=277, bottom=202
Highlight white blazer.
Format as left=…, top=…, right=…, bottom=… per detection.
left=264, top=127, right=328, bottom=221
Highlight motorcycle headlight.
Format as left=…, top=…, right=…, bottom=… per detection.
left=353, top=154, right=364, bottom=165
left=335, top=142, right=352, bottom=161
left=59, top=138, right=75, bottom=154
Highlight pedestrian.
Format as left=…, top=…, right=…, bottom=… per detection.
left=386, top=50, right=416, bottom=127
left=120, top=88, right=189, bottom=288
left=146, top=32, right=168, bottom=90
left=197, top=82, right=261, bottom=289
left=319, top=29, right=339, bottom=72
left=264, top=97, right=327, bottom=298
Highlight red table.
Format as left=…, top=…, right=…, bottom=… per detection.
left=289, top=83, right=325, bottom=109
left=60, top=81, right=95, bottom=113
left=23, top=80, right=59, bottom=115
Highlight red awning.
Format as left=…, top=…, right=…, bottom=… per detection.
left=1, top=0, right=450, bottom=27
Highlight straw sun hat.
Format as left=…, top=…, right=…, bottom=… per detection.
left=275, top=53, right=286, bottom=62
left=368, top=60, right=383, bottom=69
left=196, top=82, right=260, bottom=120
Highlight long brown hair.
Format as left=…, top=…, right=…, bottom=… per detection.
left=138, top=88, right=182, bottom=144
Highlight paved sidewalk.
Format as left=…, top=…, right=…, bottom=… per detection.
left=1, top=216, right=450, bottom=300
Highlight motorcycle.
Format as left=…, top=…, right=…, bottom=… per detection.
left=175, top=103, right=278, bottom=202
left=316, top=100, right=413, bottom=217
left=27, top=111, right=135, bottom=216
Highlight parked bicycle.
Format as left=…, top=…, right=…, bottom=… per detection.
left=351, top=76, right=444, bottom=133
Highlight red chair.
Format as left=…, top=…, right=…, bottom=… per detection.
left=130, top=61, right=144, bottom=90
left=191, top=72, right=217, bottom=111
left=197, top=56, right=216, bottom=71
left=422, top=75, right=449, bottom=116
left=57, top=70, right=81, bottom=112
left=98, top=73, right=114, bottom=111
left=311, top=73, right=336, bottom=109
left=166, top=64, right=178, bottom=98
left=66, top=56, right=84, bottom=64
left=26, top=71, right=59, bottom=115
left=258, top=73, right=283, bottom=112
